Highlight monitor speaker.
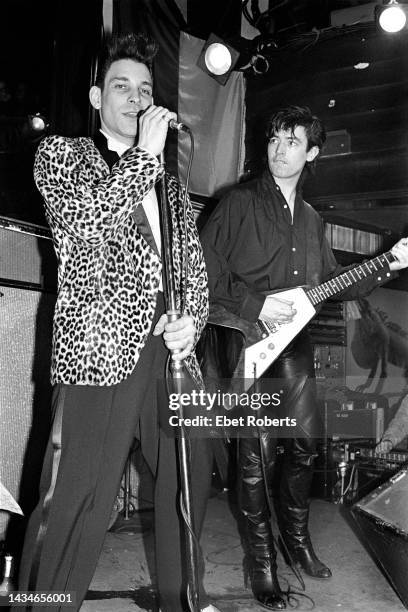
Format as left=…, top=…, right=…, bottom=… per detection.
left=352, top=468, right=408, bottom=608
left=320, top=129, right=351, bottom=158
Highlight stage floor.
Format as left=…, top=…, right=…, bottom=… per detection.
left=80, top=493, right=406, bottom=612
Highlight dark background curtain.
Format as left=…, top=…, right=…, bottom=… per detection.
left=0, top=0, right=103, bottom=224
left=51, top=0, right=103, bottom=136
left=112, top=0, right=184, bottom=175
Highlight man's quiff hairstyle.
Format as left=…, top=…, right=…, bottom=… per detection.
left=96, top=33, right=158, bottom=89
left=266, top=105, right=326, bottom=152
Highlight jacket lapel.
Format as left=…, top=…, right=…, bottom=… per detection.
left=92, top=133, right=160, bottom=258
left=132, top=201, right=160, bottom=257
left=92, top=131, right=121, bottom=171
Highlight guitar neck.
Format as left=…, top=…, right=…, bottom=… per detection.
left=305, top=251, right=396, bottom=306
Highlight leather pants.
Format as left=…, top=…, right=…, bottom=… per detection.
left=239, top=329, right=321, bottom=553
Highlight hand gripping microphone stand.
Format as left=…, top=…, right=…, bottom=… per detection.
left=157, top=146, right=201, bottom=612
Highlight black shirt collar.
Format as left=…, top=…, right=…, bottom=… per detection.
left=92, top=131, right=120, bottom=170
left=259, top=168, right=303, bottom=203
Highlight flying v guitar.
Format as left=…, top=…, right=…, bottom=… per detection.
left=207, top=251, right=396, bottom=391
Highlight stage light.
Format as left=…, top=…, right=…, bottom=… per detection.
left=205, top=43, right=232, bottom=75
left=28, top=113, right=48, bottom=132
left=197, top=33, right=240, bottom=86
left=377, top=0, right=407, bottom=32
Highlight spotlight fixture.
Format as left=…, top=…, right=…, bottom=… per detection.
left=28, top=113, right=48, bottom=132
left=25, top=113, right=49, bottom=144
left=376, top=0, right=407, bottom=33
left=197, top=33, right=240, bottom=86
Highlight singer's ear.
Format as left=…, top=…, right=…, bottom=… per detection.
left=89, top=86, right=102, bottom=110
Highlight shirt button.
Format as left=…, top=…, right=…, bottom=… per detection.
left=292, top=247, right=296, bottom=252
left=386, top=272, right=391, bottom=277
left=294, top=270, right=298, bottom=275
left=283, top=204, right=288, bottom=209
left=377, top=277, right=382, bottom=281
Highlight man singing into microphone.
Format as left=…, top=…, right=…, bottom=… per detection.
left=18, top=33, right=218, bottom=612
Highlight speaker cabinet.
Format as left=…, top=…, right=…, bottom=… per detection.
left=0, top=217, right=56, bottom=539
left=320, top=129, right=351, bottom=158
left=352, top=468, right=408, bottom=608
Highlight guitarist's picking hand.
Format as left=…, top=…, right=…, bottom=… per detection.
left=390, top=237, right=408, bottom=270
left=259, top=295, right=296, bottom=325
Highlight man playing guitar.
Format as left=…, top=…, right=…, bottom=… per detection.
left=201, top=105, right=408, bottom=610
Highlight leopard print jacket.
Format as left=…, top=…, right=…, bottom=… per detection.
left=34, top=135, right=208, bottom=386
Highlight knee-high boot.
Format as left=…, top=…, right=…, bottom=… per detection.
left=279, top=441, right=331, bottom=579
left=238, top=434, right=286, bottom=610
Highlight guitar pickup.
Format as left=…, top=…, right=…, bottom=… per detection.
left=256, top=319, right=278, bottom=337
left=256, top=320, right=269, bottom=338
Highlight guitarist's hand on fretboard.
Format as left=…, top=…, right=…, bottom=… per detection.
left=390, top=237, right=408, bottom=271
left=259, top=294, right=296, bottom=327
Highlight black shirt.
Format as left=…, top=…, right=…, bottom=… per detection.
left=200, top=169, right=392, bottom=322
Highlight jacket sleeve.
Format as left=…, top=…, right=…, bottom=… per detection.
left=34, top=135, right=163, bottom=247
left=200, top=191, right=264, bottom=322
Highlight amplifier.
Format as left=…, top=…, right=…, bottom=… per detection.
left=0, top=217, right=56, bottom=539
left=0, top=215, right=56, bottom=290
left=329, top=405, right=384, bottom=441
left=320, top=129, right=351, bottom=158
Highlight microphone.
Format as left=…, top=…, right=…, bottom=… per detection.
left=169, top=119, right=191, bottom=133
left=137, top=108, right=191, bottom=133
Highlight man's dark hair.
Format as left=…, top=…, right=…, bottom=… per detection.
left=266, top=105, right=326, bottom=153
left=96, top=33, right=158, bottom=89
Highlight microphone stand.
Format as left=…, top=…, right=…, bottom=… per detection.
left=157, top=151, right=200, bottom=612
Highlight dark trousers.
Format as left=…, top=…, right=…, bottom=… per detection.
left=239, top=330, right=320, bottom=540
left=18, top=297, right=212, bottom=611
